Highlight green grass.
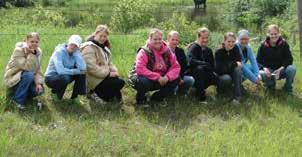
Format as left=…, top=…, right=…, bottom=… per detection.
left=0, top=1, right=302, bottom=156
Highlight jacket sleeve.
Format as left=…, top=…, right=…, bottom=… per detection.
left=188, top=45, right=203, bottom=67
left=282, top=42, right=293, bottom=68
left=176, top=48, right=188, bottom=78
left=208, top=49, right=215, bottom=69
left=165, top=52, right=180, bottom=81
left=11, top=48, right=39, bottom=71
left=247, top=46, right=259, bottom=76
left=215, top=50, right=227, bottom=75
left=256, top=44, right=265, bottom=70
left=53, top=51, right=80, bottom=75
left=74, top=51, right=87, bottom=71
left=135, top=49, right=161, bottom=81
left=34, top=66, right=44, bottom=85
left=82, top=46, right=110, bottom=79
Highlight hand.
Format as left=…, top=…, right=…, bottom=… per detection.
left=256, top=75, right=262, bottom=85
left=179, top=79, right=184, bottom=85
left=36, top=84, right=43, bottom=93
left=158, top=76, right=168, bottom=86
left=273, top=66, right=284, bottom=79
left=110, top=71, right=119, bottom=77
left=236, top=62, right=242, bottom=68
left=263, top=68, right=271, bottom=78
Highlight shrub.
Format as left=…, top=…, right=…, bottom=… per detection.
left=6, top=0, right=34, bottom=7
left=159, top=13, right=199, bottom=45
left=110, top=0, right=155, bottom=33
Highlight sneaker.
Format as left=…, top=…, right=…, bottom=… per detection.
left=87, top=92, right=106, bottom=105
left=12, top=100, right=25, bottom=110
left=231, top=99, right=240, bottom=106
left=159, top=100, right=168, bottom=107
left=198, top=95, right=207, bottom=104
left=36, top=102, right=43, bottom=111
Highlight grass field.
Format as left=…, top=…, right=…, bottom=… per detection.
left=0, top=0, right=301, bottom=156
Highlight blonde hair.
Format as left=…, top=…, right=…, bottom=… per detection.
left=224, top=32, right=236, bottom=41
left=149, top=28, right=163, bottom=38
left=167, top=30, right=179, bottom=40
left=24, top=32, right=40, bottom=41
left=87, top=24, right=111, bottom=48
left=267, top=24, right=280, bottom=34
left=197, top=27, right=209, bottom=38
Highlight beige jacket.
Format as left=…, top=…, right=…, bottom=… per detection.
left=4, top=42, right=44, bottom=88
left=80, top=41, right=117, bottom=90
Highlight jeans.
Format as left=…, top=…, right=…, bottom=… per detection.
left=217, top=67, right=242, bottom=100
left=93, top=77, right=125, bottom=101
left=260, top=65, right=296, bottom=93
left=175, top=75, right=195, bottom=95
left=45, top=74, right=86, bottom=99
left=135, top=76, right=179, bottom=104
left=12, top=71, right=43, bottom=105
left=192, top=65, right=217, bottom=99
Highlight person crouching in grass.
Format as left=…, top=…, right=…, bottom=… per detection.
left=45, top=35, right=87, bottom=104
left=4, top=32, right=44, bottom=110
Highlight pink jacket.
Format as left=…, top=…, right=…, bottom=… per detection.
left=135, top=41, right=180, bottom=81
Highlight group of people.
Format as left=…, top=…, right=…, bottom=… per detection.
left=4, top=24, right=296, bottom=109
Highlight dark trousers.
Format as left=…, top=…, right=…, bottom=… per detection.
left=192, top=66, right=217, bottom=98
left=45, top=74, right=86, bottom=99
left=93, top=77, right=125, bottom=101
left=135, top=76, right=179, bottom=103
left=217, top=67, right=242, bottom=100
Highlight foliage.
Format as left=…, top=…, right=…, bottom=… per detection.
left=110, top=0, right=156, bottom=33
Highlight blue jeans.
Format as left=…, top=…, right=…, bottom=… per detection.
left=175, top=75, right=195, bottom=95
left=135, top=76, right=179, bottom=104
left=45, top=74, right=86, bottom=99
left=12, top=71, right=43, bottom=105
left=217, top=67, right=242, bottom=100
left=260, top=65, right=296, bottom=93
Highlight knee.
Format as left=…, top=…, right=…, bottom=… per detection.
left=285, top=65, right=296, bottom=77
left=184, top=76, right=195, bottom=86
left=21, top=71, right=35, bottom=82
left=219, top=75, right=232, bottom=85
left=136, top=77, right=152, bottom=91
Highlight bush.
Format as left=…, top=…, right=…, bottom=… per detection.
left=6, top=0, right=34, bottom=7
left=110, top=0, right=156, bottom=33
left=229, top=0, right=291, bottom=28
left=159, top=13, right=199, bottom=45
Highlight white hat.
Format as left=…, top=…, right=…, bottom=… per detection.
left=237, top=29, right=250, bottom=39
left=68, top=35, right=82, bottom=48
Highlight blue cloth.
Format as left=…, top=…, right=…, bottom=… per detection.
left=45, top=44, right=86, bottom=77
left=260, top=65, right=296, bottom=93
left=236, top=43, right=259, bottom=83
left=13, top=71, right=42, bottom=105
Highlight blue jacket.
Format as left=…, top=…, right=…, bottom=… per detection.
left=236, top=43, right=259, bottom=83
left=45, top=44, right=86, bottom=77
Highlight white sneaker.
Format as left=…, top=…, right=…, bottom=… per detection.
left=87, top=92, right=106, bottom=105
left=231, top=99, right=240, bottom=106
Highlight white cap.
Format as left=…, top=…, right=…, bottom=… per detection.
left=68, top=35, right=82, bottom=48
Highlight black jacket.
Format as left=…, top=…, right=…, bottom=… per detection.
left=215, top=45, right=241, bottom=75
left=173, top=47, right=188, bottom=79
left=187, top=42, right=214, bottom=72
left=257, top=37, right=293, bottom=70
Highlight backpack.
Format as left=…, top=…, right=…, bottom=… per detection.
left=128, top=46, right=171, bottom=88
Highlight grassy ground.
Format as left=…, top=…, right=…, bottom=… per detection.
left=0, top=1, right=301, bottom=156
